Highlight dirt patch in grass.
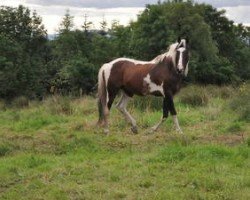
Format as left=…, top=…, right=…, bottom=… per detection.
left=107, top=130, right=247, bottom=150
left=197, top=134, right=245, bottom=146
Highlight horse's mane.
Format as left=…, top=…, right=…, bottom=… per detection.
left=151, top=42, right=178, bottom=64
left=152, top=39, right=186, bottom=65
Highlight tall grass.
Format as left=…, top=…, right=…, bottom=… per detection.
left=43, top=95, right=74, bottom=115
left=129, top=85, right=236, bottom=110
left=0, top=99, right=6, bottom=111
left=130, top=96, right=162, bottom=111
left=11, top=96, right=30, bottom=108
left=230, top=82, right=250, bottom=122
left=178, top=85, right=210, bottom=107
left=205, top=85, right=234, bottom=99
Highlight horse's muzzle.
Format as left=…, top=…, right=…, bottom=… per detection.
left=177, top=68, right=184, bottom=74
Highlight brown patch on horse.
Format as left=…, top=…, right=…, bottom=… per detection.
left=150, top=56, right=182, bottom=95
left=108, top=60, right=155, bottom=96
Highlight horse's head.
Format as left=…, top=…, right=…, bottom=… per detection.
left=175, top=38, right=190, bottom=76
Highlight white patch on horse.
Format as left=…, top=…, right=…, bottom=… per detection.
left=177, top=47, right=185, bottom=71
left=111, top=57, right=155, bottom=65
left=144, top=74, right=164, bottom=96
left=179, top=39, right=186, bottom=48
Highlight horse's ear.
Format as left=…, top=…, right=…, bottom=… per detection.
left=177, top=36, right=181, bottom=44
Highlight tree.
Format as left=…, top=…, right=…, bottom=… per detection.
left=125, top=1, right=248, bottom=84
left=82, top=14, right=93, bottom=33
left=99, top=16, right=108, bottom=35
left=59, top=9, right=74, bottom=34
left=0, top=5, right=48, bottom=99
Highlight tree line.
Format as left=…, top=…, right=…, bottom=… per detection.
left=0, top=1, right=249, bottom=100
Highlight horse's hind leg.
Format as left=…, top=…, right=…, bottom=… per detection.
left=116, top=93, right=138, bottom=134
left=103, top=91, right=118, bottom=134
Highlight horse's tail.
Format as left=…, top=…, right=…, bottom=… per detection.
left=97, top=66, right=107, bottom=124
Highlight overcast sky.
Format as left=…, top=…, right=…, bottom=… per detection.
left=1, top=0, right=249, bottom=34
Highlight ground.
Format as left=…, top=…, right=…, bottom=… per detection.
left=0, top=86, right=249, bottom=200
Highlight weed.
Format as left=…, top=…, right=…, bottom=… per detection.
left=113, top=191, right=127, bottom=199
left=227, top=121, right=244, bottom=133
left=138, top=180, right=153, bottom=188
left=26, top=155, right=47, bottom=168
left=246, top=138, right=250, bottom=147
left=0, top=140, right=19, bottom=156
left=0, top=144, right=12, bottom=156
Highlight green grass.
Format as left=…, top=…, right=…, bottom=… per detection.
left=0, top=86, right=249, bottom=199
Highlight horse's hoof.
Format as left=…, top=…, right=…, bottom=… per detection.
left=146, top=128, right=155, bottom=135
left=104, top=129, right=109, bottom=135
left=176, top=128, right=183, bottom=134
left=131, top=126, right=138, bottom=134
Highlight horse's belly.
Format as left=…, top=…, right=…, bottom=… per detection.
left=122, top=80, right=145, bottom=96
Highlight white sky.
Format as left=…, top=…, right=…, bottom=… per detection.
left=1, top=0, right=249, bottom=34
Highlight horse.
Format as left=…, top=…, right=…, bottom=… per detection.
left=97, top=38, right=190, bottom=134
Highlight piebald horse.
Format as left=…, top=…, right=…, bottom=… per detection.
left=97, top=38, right=190, bottom=134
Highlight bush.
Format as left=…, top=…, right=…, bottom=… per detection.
left=230, top=82, right=250, bottom=122
left=44, top=95, right=74, bottom=115
left=11, top=96, right=29, bottom=108
left=206, top=85, right=234, bottom=99
left=178, top=85, right=209, bottom=107
left=0, top=99, right=6, bottom=110
left=0, top=144, right=12, bottom=156
left=227, top=121, right=243, bottom=133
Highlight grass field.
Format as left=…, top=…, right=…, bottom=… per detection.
left=0, top=85, right=249, bottom=200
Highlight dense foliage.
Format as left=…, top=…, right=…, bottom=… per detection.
left=0, top=1, right=249, bottom=100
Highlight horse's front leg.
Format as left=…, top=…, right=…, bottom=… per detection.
left=149, top=97, right=168, bottom=133
left=149, top=94, right=183, bottom=134
left=166, top=94, right=183, bottom=134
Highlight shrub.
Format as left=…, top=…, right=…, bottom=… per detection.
left=227, top=121, right=243, bottom=133
left=11, top=96, right=29, bottom=108
left=247, top=138, right=250, bottom=147
left=44, top=95, right=74, bottom=115
left=178, top=85, right=209, bottom=107
left=219, top=86, right=234, bottom=99
left=0, top=144, right=12, bottom=156
left=0, top=99, right=6, bottom=110
left=206, top=85, right=234, bottom=99
left=230, top=82, right=250, bottom=122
